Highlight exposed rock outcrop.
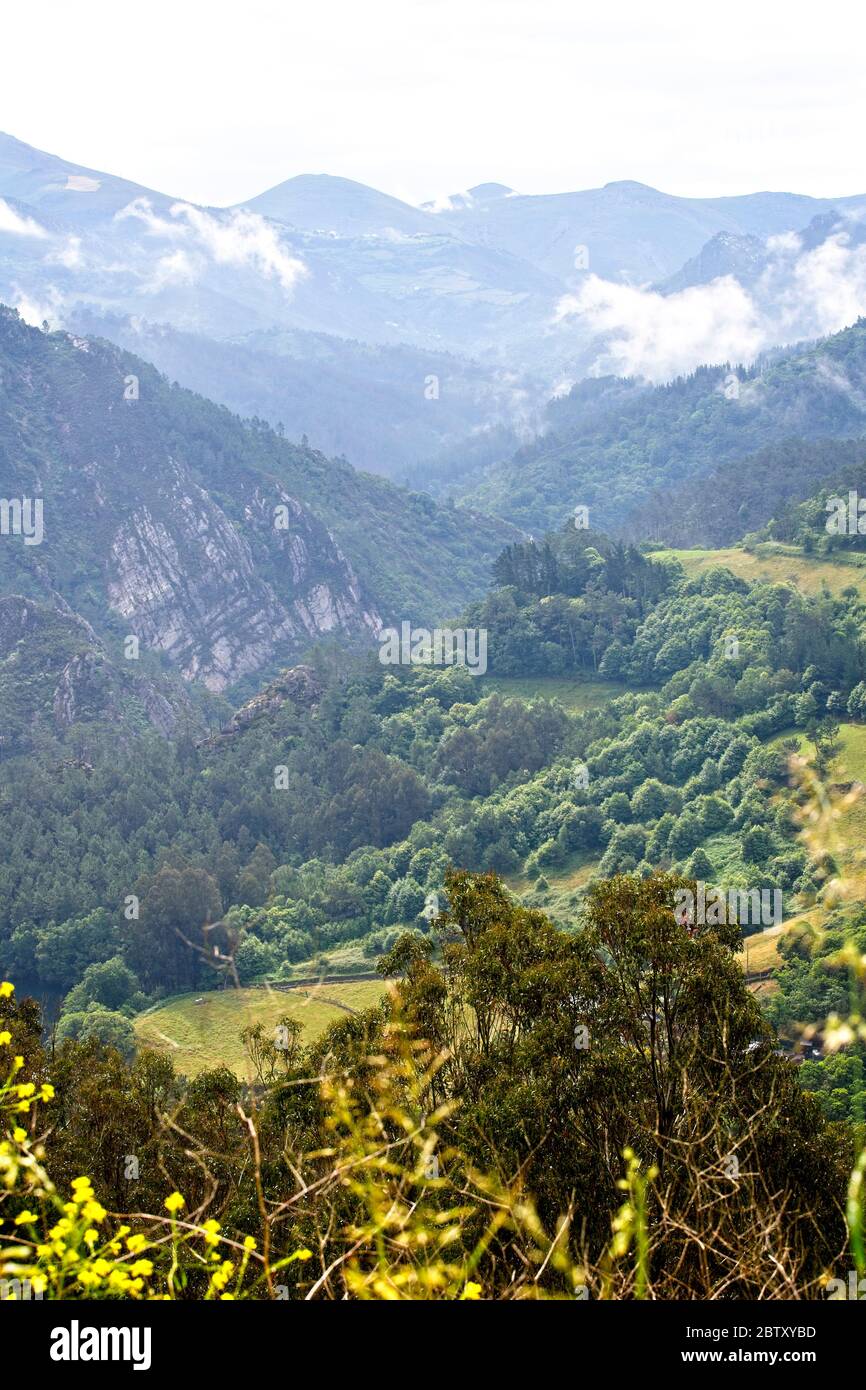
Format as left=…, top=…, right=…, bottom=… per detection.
left=201, top=663, right=324, bottom=745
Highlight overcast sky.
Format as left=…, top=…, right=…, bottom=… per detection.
left=2, top=0, right=865, bottom=207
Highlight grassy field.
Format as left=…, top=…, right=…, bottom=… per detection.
left=479, top=675, right=633, bottom=712
left=742, top=926, right=786, bottom=976
left=280, top=941, right=372, bottom=979
left=656, top=545, right=866, bottom=599
left=769, top=722, right=866, bottom=898
left=134, top=979, right=386, bottom=1078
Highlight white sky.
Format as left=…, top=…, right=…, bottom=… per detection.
left=2, top=0, right=865, bottom=207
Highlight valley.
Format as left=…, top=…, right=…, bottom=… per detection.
left=2, top=104, right=866, bottom=1308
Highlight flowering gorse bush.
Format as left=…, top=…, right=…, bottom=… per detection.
left=0, top=980, right=309, bottom=1300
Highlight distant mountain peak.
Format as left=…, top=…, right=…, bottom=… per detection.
left=240, top=173, right=430, bottom=236
left=601, top=179, right=666, bottom=200
left=467, top=182, right=515, bottom=201
left=421, top=182, right=516, bottom=214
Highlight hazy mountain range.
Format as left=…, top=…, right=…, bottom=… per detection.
left=4, top=130, right=866, bottom=484
left=6, top=130, right=866, bottom=748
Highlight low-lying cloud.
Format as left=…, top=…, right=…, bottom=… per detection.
left=0, top=199, right=48, bottom=239
left=116, top=198, right=307, bottom=294
left=556, top=228, right=866, bottom=382
left=11, top=286, right=64, bottom=328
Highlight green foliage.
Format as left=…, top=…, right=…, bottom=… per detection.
left=466, top=320, right=866, bottom=536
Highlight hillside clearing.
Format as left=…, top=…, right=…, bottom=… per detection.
left=479, top=675, right=635, bottom=711
left=655, top=545, right=866, bottom=599
left=134, top=980, right=387, bottom=1078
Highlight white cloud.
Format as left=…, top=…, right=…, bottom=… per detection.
left=556, top=274, right=764, bottom=381
left=115, top=197, right=186, bottom=238
left=46, top=235, right=83, bottom=268
left=0, top=199, right=48, bottom=239
left=556, top=228, right=866, bottom=382
left=144, top=248, right=201, bottom=293
left=12, top=286, right=64, bottom=328
left=169, top=202, right=307, bottom=292
left=775, top=232, right=866, bottom=339
left=116, top=196, right=307, bottom=294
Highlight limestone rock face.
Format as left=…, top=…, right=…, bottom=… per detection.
left=203, top=663, right=325, bottom=744
left=0, top=310, right=384, bottom=695
left=104, top=476, right=378, bottom=691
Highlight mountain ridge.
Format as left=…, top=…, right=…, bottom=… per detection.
left=0, top=306, right=517, bottom=731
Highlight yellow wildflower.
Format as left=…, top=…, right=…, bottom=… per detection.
left=0, top=982, right=14, bottom=997
left=202, top=1219, right=221, bottom=1246
left=164, top=1191, right=185, bottom=1214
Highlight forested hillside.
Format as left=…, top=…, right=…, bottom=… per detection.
left=3, top=518, right=864, bottom=1301
left=465, top=319, right=866, bottom=535
left=0, top=307, right=515, bottom=742
left=2, top=512, right=864, bottom=1122
left=4, top=333, right=866, bottom=1309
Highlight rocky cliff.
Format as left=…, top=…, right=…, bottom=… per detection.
left=0, top=309, right=513, bottom=727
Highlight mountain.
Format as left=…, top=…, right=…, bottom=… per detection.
left=657, top=208, right=866, bottom=295
left=421, top=178, right=866, bottom=284
left=0, top=130, right=178, bottom=224
left=7, top=131, right=866, bottom=501
left=0, top=307, right=516, bottom=725
left=4, top=133, right=866, bottom=370
left=64, top=310, right=544, bottom=482
left=656, top=229, right=768, bottom=293
left=0, top=592, right=193, bottom=753
left=461, top=318, right=866, bottom=534
left=0, top=132, right=563, bottom=362
left=639, top=436, right=866, bottom=547
left=241, top=173, right=434, bottom=236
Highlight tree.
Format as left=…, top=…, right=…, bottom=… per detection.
left=631, top=778, right=669, bottom=822
left=742, top=825, right=774, bottom=864
left=62, top=956, right=138, bottom=1013
left=686, top=847, right=713, bottom=880
left=387, top=870, right=849, bottom=1293
left=124, top=865, right=222, bottom=991
left=234, top=934, right=274, bottom=983
left=56, top=1007, right=136, bottom=1061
